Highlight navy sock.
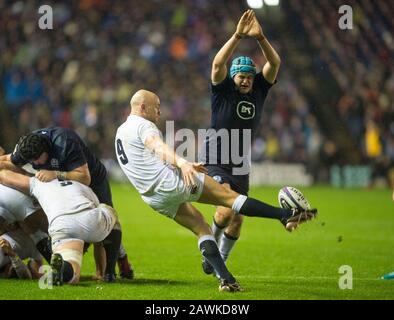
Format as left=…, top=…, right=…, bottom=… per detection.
left=240, top=198, right=291, bottom=221
left=103, top=229, right=121, bottom=276
left=62, top=260, right=74, bottom=283
left=199, top=236, right=235, bottom=283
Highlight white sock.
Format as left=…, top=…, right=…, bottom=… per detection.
left=232, top=195, right=247, bottom=213
left=211, top=219, right=225, bottom=243
left=197, top=234, right=216, bottom=248
left=118, top=243, right=126, bottom=258
left=219, top=232, right=238, bottom=262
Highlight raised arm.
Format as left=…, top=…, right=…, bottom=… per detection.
left=247, top=12, right=281, bottom=84
left=211, top=10, right=255, bottom=84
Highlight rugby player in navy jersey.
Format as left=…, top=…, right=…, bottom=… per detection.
left=3, top=127, right=133, bottom=282
left=199, top=10, right=283, bottom=274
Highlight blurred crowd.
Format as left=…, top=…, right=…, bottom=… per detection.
left=0, top=0, right=392, bottom=185
left=290, top=0, right=394, bottom=184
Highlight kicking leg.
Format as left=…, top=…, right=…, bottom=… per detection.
left=199, top=175, right=317, bottom=229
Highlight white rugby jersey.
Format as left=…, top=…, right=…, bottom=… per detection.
left=29, top=178, right=99, bottom=225
left=115, top=115, right=179, bottom=195
left=0, top=184, right=40, bottom=223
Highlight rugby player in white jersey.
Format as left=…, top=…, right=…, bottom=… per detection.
left=0, top=170, right=117, bottom=285
left=0, top=147, right=52, bottom=263
left=0, top=228, right=43, bottom=279
left=0, top=183, right=51, bottom=263
left=115, top=89, right=317, bottom=292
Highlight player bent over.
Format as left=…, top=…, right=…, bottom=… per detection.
left=1, top=127, right=133, bottom=281
left=0, top=170, right=118, bottom=285
left=115, top=90, right=317, bottom=292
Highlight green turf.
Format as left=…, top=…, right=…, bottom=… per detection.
left=1, top=184, right=393, bottom=299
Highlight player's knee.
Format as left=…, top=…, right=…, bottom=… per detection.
left=221, top=188, right=240, bottom=208
left=215, top=207, right=234, bottom=226
left=99, top=203, right=119, bottom=230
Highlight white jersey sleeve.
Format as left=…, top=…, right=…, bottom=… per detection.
left=0, top=184, right=40, bottom=223
left=139, top=120, right=161, bottom=144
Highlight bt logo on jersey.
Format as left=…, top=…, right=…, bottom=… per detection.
left=236, top=101, right=255, bottom=120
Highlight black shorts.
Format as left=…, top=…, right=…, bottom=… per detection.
left=91, top=176, right=113, bottom=207
left=205, top=165, right=249, bottom=196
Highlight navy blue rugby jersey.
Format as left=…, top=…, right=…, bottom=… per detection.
left=200, top=73, right=274, bottom=169
left=11, top=127, right=107, bottom=187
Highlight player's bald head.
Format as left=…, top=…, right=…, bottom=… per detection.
left=130, top=89, right=159, bottom=112
left=130, top=89, right=161, bottom=124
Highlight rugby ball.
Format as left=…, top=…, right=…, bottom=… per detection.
left=278, top=186, right=311, bottom=211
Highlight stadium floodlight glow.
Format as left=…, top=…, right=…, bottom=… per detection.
left=247, top=0, right=264, bottom=9
left=264, top=0, right=280, bottom=6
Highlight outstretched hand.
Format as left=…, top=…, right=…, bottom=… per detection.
left=248, top=12, right=264, bottom=39
left=179, top=161, right=208, bottom=188
left=236, top=10, right=254, bottom=37
left=236, top=10, right=264, bottom=39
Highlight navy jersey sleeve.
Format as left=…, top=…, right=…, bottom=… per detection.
left=211, top=76, right=233, bottom=94
left=62, top=139, right=87, bottom=171
left=253, top=72, right=275, bottom=92
left=51, top=132, right=87, bottom=171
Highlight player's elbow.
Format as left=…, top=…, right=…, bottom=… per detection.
left=212, top=60, right=225, bottom=72
left=271, top=56, right=281, bottom=68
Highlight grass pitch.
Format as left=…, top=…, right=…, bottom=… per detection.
left=1, top=184, right=393, bottom=300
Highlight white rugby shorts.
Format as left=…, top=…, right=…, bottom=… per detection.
left=49, top=204, right=117, bottom=248
left=141, top=172, right=205, bottom=219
